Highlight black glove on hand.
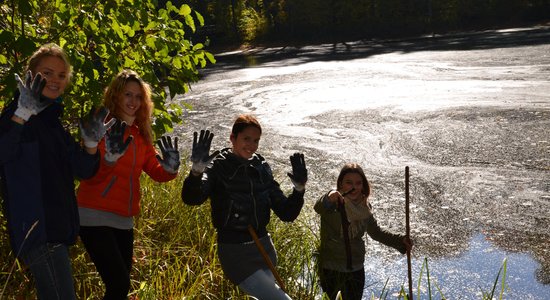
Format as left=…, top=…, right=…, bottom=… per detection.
left=190, top=129, right=219, bottom=175
left=79, top=106, right=115, bottom=148
left=156, top=135, right=180, bottom=174
left=14, top=71, right=49, bottom=121
left=104, top=119, right=133, bottom=165
left=287, top=152, right=307, bottom=192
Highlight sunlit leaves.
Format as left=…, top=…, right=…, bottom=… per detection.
left=179, top=4, right=192, bottom=16
left=194, top=11, right=205, bottom=27
left=1, top=0, right=215, bottom=136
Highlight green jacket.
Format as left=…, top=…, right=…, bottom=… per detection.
left=314, top=191, right=406, bottom=272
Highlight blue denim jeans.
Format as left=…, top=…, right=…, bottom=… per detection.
left=20, top=243, right=76, bottom=300
left=238, top=268, right=292, bottom=300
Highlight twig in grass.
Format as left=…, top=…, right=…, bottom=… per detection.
left=1, top=220, right=39, bottom=299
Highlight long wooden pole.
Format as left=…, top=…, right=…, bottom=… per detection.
left=405, top=166, right=413, bottom=300
left=247, top=224, right=286, bottom=292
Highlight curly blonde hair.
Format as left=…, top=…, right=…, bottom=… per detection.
left=103, top=69, right=154, bottom=144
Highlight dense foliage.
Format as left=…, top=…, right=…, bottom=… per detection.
left=0, top=0, right=215, bottom=136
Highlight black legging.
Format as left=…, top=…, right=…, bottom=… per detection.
left=319, top=268, right=365, bottom=300
left=80, top=226, right=134, bottom=300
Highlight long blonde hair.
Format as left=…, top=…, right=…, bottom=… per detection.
left=103, top=69, right=154, bottom=143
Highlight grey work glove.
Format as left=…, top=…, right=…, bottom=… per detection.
left=79, top=106, right=116, bottom=148
left=156, top=135, right=180, bottom=174
left=287, top=152, right=307, bottom=192
left=190, top=129, right=219, bottom=176
left=104, top=119, right=133, bottom=165
left=14, top=71, right=50, bottom=121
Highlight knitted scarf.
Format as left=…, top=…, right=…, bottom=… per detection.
left=344, top=195, right=373, bottom=238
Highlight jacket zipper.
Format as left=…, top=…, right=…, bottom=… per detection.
left=101, top=176, right=118, bottom=197
left=128, top=139, right=136, bottom=214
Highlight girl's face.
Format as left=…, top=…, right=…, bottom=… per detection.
left=340, top=172, right=364, bottom=202
left=117, top=81, right=142, bottom=122
left=230, top=126, right=261, bottom=159
left=36, top=56, right=69, bottom=100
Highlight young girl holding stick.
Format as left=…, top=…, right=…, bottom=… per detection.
left=314, top=163, right=412, bottom=300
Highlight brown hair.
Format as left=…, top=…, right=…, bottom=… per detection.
left=231, top=114, right=262, bottom=138
left=26, top=43, right=72, bottom=81
left=103, top=69, right=154, bottom=143
left=336, top=163, right=371, bottom=198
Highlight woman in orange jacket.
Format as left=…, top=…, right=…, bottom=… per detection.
left=77, top=69, right=180, bottom=299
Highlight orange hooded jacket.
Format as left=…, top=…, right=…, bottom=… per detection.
left=77, top=124, right=177, bottom=217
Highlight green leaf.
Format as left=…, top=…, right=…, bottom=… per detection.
left=59, top=37, right=67, bottom=48
left=145, top=36, right=156, bottom=49
left=179, top=4, right=191, bottom=16
left=184, top=15, right=196, bottom=32
left=194, top=11, right=204, bottom=26
left=84, top=18, right=98, bottom=31
left=205, top=52, right=216, bottom=64
left=111, top=19, right=124, bottom=39
left=57, top=1, right=67, bottom=13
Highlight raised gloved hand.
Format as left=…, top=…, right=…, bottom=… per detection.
left=104, top=119, right=133, bottom=165
left=156, top=135, right=180, bottom=174
left=287, top=152, right=308, bottom=192
left=190, top=129, right=219, bottom=176
left=14, top=71, right=49, bottom=121
left=79, top=106, right=115, bottom=148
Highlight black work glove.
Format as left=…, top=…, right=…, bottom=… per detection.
left=156, top=135, right=180, bottom=174
left=287, top=152, right=307, bottom=192
left=190, top=129, right=219, bottom=176
left=14, top=71, right=49, bottom=121
left=104, top=119, right=133, bottom=165
left=80, top=106, right=115, bottom=148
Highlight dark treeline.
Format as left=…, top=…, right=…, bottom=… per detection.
left=164, top=0, right=550, bottom=47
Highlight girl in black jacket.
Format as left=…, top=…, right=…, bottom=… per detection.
left=0, top=43, right=112, bottom=299
left=181, top=114, right=307, bottom=299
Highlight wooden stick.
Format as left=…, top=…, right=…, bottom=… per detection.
left=247, top=224, right=286, bottom=292
left=405, top=166, right=414, bottom=300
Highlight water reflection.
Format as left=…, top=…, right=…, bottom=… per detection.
left=363, top=232, right=549, bottom=299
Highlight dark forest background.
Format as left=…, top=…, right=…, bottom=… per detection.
left=168, top=0, right=550, bottom=48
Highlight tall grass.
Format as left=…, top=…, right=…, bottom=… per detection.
left=0, top=169, right=510, bottom=299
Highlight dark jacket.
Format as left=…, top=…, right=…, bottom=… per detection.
left=0, top=96, right=99, bottom=256
left=181, top=148, right=304, bottom=243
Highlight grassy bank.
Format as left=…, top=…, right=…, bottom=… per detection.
left=0, top=167, right=321, bottom=299
left=0, top=168, right=508, bottom=299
